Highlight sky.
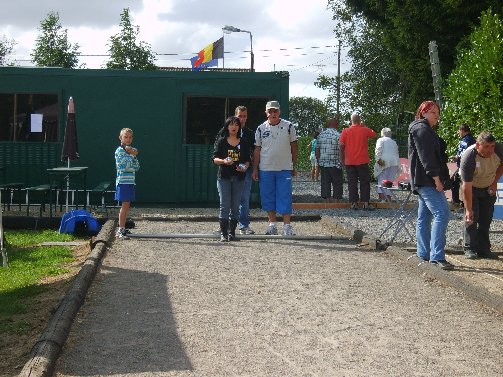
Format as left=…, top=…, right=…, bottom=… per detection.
left=0, top=0, right=349, bottom=101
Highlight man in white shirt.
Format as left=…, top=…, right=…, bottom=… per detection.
left=253, top=101, right=298, bottom=236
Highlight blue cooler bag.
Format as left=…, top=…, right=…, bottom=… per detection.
left=59, top=209, right=100, bottom=235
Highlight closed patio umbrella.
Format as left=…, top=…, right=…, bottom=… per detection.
left=61, top=97, right=79, bottom=162
left=61, top=97, right=79, bottom=213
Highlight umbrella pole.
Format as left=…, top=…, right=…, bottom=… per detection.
left=66, top=158, right=70, bottom=213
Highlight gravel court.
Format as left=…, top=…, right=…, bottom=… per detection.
left=55, top=220, right=503, bottom=377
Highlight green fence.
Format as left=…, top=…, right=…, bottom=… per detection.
left=0, top=142, right=62, bottom=186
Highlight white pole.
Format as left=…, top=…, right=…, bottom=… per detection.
left=66, top=158, right=70, bottom=213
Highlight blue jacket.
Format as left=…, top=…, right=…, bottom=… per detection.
left=456, top=133, right=476, bottom=167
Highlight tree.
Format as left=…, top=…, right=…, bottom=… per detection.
left=289, top=96, right=331, bottom=137
left=439, top=10, right=503, bottom=153
left=0, top=35, right=15, bottom=66
left=317, top=19, right=405, bottom=137
left=105, top=8, right=157, bottom=70
left=31, top=12, right=80, bottom=68
left=289, top=96, right=333, bottom=171
left=323, top=0, right=503, bottom=133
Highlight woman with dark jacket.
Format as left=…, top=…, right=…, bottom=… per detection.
left=408, top=100, right=453, bottom=270
left=213, top=116, right=251, bottom=242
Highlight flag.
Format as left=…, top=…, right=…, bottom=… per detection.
left=191, top=37, right=224, bottom=71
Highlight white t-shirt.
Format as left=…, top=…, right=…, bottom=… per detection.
left=255, top=118, right=297, bottom=171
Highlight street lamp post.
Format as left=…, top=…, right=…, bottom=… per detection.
left=222, top=25, right=254, bottom=72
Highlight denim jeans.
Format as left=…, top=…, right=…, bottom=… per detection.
left=238, top=168, right=253, bottom=229
left=416, top=186, right=450, bottom=261
left=217, top=176, right=245, bottom=220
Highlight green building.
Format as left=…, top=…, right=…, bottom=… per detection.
left=0, top=67, right=289, bottom=205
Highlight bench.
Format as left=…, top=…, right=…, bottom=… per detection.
left=87, top=181, right=112, bottom=214
left=25, top=184, right=58, bottom=216
left=0, top=182, right=24, bottom=210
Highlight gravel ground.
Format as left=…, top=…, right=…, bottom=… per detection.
left=122, top=173, right=503, bottom=249
left=55, top=219, right=503, bottom=376
left=9, top=172, right=503, bottom=376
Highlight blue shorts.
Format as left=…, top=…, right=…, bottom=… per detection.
left=115, top=184, right=136, bottom=202
left=258, top=170, right=292, bottom=215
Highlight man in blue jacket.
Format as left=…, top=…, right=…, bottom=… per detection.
left=450, top=124, right=476, bottom=205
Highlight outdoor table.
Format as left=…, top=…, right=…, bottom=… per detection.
left=376, top=185, right=418, bottom=246
left=47, top=167, right=88, bottom=217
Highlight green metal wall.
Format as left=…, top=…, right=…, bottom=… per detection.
left=0, top=67, right=289, bottom=204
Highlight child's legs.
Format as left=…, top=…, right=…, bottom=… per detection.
left=119, top=201, right=130, bottom=228
left=115, top=184, right=135, bottom=229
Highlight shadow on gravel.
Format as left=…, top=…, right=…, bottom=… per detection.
left=58, top=265, right=193, bottom=375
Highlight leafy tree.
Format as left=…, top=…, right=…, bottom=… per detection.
left=106, top=8, right=157, bottom=70
left=31, top=12, right=80, bottom=68
left=289, top=96, right=331, bottom=137
left=289, top=96, right=334, bottom=171
left=439, top=10, right=503, bottom=153
left=323, top=0, right=503, bottom=136
left=0, top=35, right=15, bottom=66
left=317, top=20, right=405, bottom=140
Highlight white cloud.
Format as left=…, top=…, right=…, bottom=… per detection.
left=0, top=0, right=348, bottom=100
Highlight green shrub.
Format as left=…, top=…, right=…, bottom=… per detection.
left=439, top=9, right=503, bottom=154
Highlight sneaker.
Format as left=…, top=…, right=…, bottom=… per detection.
left=116, top=229, right=130, bottom=240
left=430, top=260, right=454, bottom=270
left=417, top=256, right=429, bottom=266
left=265, top=224, right=278, bottom=235
left=362, top=203, right=375, bottom=211
left=283, top=224, right=294, bottom=236
left=464, top=250, right=477, bottom=259
left=239, top=227, right=255, bottom=235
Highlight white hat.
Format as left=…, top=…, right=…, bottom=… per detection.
left=266, top=100, right=280, bottom=110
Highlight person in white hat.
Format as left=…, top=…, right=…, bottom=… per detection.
left=252, top=100, right=298, bottom=236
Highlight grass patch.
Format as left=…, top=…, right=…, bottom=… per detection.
left=0, top=230, right=78, bottom=334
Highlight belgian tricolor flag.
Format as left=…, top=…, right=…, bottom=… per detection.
left=190, top=37, right=224, bottom=71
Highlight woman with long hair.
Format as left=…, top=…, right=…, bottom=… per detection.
left=213, top=116, right=251, bottom=241
left=408, top=100, right=453, bottom=270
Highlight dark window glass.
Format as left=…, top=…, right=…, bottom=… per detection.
left=185, top=96, right=269, bottom=144
left=0, top=93, right=59, bottom=142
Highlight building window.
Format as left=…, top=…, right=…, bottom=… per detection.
left=0, top=93, right=59, bottom=142
left=185, top=96, right=270, bottom=144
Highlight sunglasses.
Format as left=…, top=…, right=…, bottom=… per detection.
left=267, top=109, right=279, bottom=113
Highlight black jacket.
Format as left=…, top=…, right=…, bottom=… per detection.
left=408, top=119, right=443, bottom=190
left=214, top=126, right=255, bottom=159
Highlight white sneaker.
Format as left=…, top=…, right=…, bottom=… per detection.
left=116, top=228, right=130, bottom=239
left=265, top=224, right=278, bottom=235
left=239, top=227, right=255, bottom=235
left=283, top=224, right=294, bottom=236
